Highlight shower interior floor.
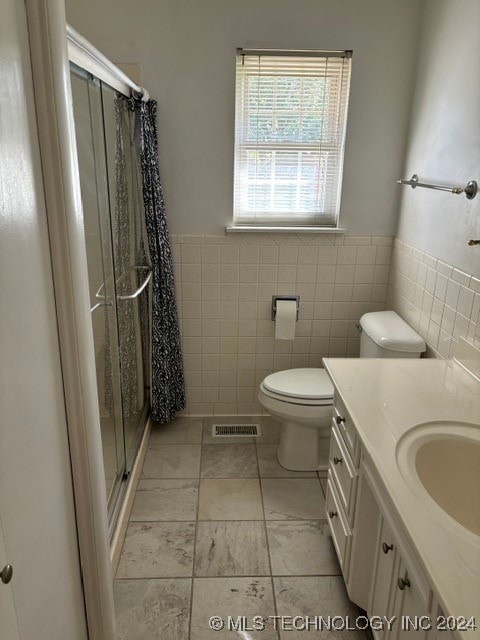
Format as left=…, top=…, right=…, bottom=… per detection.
left=114, top=415, right=366, bottom=640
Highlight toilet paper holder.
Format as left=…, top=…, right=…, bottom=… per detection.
left=271, top=295, right=300, bottom=321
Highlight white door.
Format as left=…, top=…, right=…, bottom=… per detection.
left=0, top=1, right=88, bottom=638
left=0, top=518, right=21, bottom=640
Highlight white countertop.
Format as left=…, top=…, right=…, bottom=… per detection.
left=323, top=355, right=480, bottom=633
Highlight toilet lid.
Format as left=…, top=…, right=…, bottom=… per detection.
left=262, top=368, right=334, bottom=401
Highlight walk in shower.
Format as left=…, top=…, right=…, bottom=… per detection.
left=70, top=65, right=150, bottom=528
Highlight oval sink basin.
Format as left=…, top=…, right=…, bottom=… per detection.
left=396, top=421, right=480, bottom=539
left=416, top=438, right=480, bottom=536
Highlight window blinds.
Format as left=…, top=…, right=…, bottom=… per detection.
left=233, top=49, right=352, bottom=227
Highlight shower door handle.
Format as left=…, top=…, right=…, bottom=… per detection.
left=117, top=269, right=152, bottom=300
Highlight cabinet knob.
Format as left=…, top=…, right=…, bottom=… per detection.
left=328, top=509, right=338, bottom=519
left=333, top=456, right=342, bottom=465
left=397, top=575, right=411, bottom=591
left=382, top=542, right=393, bottom=554
left=335, top=415, right=345, bottom=425
left=0, top=565, right=13, bottom=585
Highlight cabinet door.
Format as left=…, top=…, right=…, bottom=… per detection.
left=0, top=519, right=20, bottom=640
left=369, top=516, right=398, bottom=639
left=427, top=601, right=456, bottom=640
left=391, top=558, right=431, bottom=640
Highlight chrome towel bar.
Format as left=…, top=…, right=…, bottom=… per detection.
left=398, top=174, right=477, bottom=200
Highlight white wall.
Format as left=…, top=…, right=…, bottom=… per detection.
left=388, top=0, right=480, bottom=358
left=396, top=0, right=480, bottom=277
left=0, top=1, right=88, bottom=638
left=66, top=0, right=424, bottom=236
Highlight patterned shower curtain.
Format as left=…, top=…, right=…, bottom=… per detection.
left=128, top=97, right=186, bottom=423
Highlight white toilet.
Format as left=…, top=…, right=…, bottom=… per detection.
left=258, top=310, right=426, bottom=471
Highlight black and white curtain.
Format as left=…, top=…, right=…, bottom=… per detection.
left=128, top=97, right=185, bottom=423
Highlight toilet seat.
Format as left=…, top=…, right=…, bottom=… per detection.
left=260, top=368, right=334, bottom=406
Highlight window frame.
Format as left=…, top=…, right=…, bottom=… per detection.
left=230, top=48, right=352, bottom=233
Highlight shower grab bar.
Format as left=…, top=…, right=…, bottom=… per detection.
left=90, top=300, right=112, bottom=313
left=117, top=269, right=152, bottom=300
left=398, top=174, right=478, bottom=200
left=95, top=266, right=151, bottom=300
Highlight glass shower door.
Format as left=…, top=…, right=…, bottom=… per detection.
left=70, top=68, right=126, bottom=514
left=101, top=83, right=151, bottom=473
left=70, top=64, right=151, bottom=527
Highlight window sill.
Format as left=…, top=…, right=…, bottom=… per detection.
left=226, top=225, right=346, bottom=234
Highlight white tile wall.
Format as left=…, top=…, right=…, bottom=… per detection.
left=387, top=238, right=480, bottom=359
left=172, top=232, right=393, bottom=416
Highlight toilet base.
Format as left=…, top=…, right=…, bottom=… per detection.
left=277, top=419, right=331, bottom=471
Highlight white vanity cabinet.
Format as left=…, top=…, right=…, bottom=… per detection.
left=369, top=516, right=398, bottom=632
left=326, top=389, right=434, bottom=639
left=369, top=514, right=432, bottom=640
left=324, top=393, right=359, bottom=576
left=390, top=556, right=432, bottom=640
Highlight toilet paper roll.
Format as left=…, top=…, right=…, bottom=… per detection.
left=274, top=299, right=297, bottom=340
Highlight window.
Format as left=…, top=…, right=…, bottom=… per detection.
left=233, top=49, right=352, bottom=229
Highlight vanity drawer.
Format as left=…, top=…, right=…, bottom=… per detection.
left=325, top=477, right=352, bottom=573
left=329, top=422, right=358, bottom=523
left=333, top=395, right=360, bottom=465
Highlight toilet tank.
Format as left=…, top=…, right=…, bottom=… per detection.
left=359, top=311, right=426, bottom=358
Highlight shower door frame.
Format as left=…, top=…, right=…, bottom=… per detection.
left=69, top=63, right=151, bottom=537
left=25, top=1, right=151, bottom=639
left=67, top=20, right=152, bottom=554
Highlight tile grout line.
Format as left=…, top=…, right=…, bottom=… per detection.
left=129, top=518, right=330, bottom=524
left=115, top=572, right=343, bottom=581
left=186, top=418, right=205, bottom=640
left=255, top=439, right=281, bottom=640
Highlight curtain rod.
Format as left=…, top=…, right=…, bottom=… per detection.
left=66, top=24, right=150, bottom=101
left=237, top=48, right=353, bottom=58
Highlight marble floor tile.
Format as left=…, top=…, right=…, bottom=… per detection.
left=273, top=576, right=363, bottom=639
left=114, top=578, right=191, bottom=640
left=117, top=522, right=195, bottom=578
left=266, top=521, right=341, bottom=576
left=261, top=478, right=325, bottom=520
left=201, top=444, right=258, bottom=478
left=257, top=444, right=316, bottom=478
left=141, top=445, right=201, bottom=478
left=149, top=417, right=203, bottom=444
left=203, top=417, right=256, bottom=444
left=130, top=479, right=198, bottom=521
left=191, top=577, right=278, bottom=640
left=198, top=479, right=264, bottom=520
left=194, top=521, right=270, bottom=576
